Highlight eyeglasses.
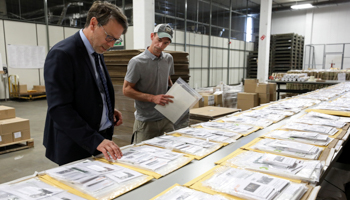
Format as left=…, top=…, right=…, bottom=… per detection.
left=100, top=25, right=123, bottom=45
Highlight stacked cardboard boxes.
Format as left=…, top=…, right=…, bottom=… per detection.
left=237, top=79, right=277, bottom=111
left=255, top=83, right=270, bottom=104
left=238, top=79, right=259, bottom=111
left=237, top=92, right=259, bottom=111
left=0, top=106, right=31, bottom=146
left=103, top=49, right=190, bottom=85
left=269, top=83, right=277, bottom=101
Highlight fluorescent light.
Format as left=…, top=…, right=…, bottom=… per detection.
left=291, top=4, right=314, bottom=9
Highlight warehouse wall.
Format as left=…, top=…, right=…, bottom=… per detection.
left=167, top=30, right=254, bottom=88
left=0, top=20, right=81, bottom=99
left=0, top=19, right=251, bottom=99
left=271, top=3, right=350, bottom=69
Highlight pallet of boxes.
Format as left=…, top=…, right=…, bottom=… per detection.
left=0, top=106, right=33, bottom=154
left=237, top=79, right=276, bottom=111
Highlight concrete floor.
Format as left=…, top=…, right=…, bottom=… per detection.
left=1, top=99, right=350, bottom=199
left=0, top=99, right=132, bottom=184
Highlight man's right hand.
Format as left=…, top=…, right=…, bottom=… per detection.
left=97, top=139, right=123, bottom=161
left=151, top=94, right=174, bottom=106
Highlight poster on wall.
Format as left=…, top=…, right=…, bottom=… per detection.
left=113, top=35, right=124, bottom=47
left=7, top=44, right=46, bottom=69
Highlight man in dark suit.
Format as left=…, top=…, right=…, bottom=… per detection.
left=43, top=1, right=128, bottom=165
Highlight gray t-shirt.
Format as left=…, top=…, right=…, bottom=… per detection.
left=125, top=48, right=175, bottom=121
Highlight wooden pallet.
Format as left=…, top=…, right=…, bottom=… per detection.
left=0, top=138, right=34, bottom=154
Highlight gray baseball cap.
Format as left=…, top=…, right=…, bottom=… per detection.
left=154, top=24, right=173, bottom=42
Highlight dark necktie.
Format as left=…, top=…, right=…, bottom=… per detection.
left=93, top=52, right=113, bottom=122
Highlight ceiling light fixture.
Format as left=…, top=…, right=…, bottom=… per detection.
left=291, top=4, right=314, bottom=9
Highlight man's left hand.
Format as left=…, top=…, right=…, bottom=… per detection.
left=114, top=109, right=123, bottom=126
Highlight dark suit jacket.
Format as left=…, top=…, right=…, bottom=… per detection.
left=43, top=31, right=115, bottom=165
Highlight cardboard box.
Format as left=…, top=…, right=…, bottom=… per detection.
left=190, top=106, right=240, bottom=121
left=270, top=93, right=277, bottom=101
left=255, top=83, right=269, bottom=94
left=0, top=133, right=13, bottom=145
left=0, top=106, right=16, bottom=120
left=244, top=79, right=258, bottom=93
left=268, top=83, right=276, bottom=93
left=202, top=94, right=215, bottom=106
left=19, top=84, right=27, bottom=94
left=33, top=85, right=46, bottom=93
left=192, top=97, right=204, bottom=108
left=214, top=93, right=223, bottom=107
left=237, top=92, right=259, bottom=111
left=0, top=117, right=30, bottom=142
left=259, top=93, right=270, bottom=104
left=13, top=129, right=30, bottom=142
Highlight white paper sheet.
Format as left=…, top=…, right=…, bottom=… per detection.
left=155, top=82, right=197, bottom=123
left=7, top=44, right=46, bottom=69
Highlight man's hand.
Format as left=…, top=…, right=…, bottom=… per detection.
left=97, top=139, right=123, bottom=161
left=114, top=109, right=123, bottom=126
left=151, top=94, right=174, bottom=106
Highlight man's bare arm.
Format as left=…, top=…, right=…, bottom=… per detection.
left=123, top=80, right=173, bottom=106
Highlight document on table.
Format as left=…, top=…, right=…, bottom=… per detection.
left=155, top=82, right=198, bottom=124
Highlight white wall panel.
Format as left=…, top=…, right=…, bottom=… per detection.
left=175, top=30, right=184, bottom=44
left=230, top=51, right=240, bottom=67
left=222, top=69, right=228, bottom=85
left=247, top=42, right=254, bottom=51
left=194, top=33, right=202, bottom=45
left=201, top=69, right=208, bottom=87
left=239, top=41, right=245, bottom=50
left=4, top=21, right=40, bottom=91
left=64, top=27, right=79, bottom=38
left=125, top=26, right=134, bottom=50
left=202, top=35, right=209, bottom=46
left=176, top=45, right=185, bottom=52
left=189, top=67, right=194, bottom=88
left=222, top=50, right=228, bottom=68
left=37, top=24, right=47, bottom=49
left=239, top=52, right=244, bottom=66
left=311, top=4, right=350, bottom=44
left=229, top=69, right=240, bottom=84
left=189, top=45, right=195, bottom=68
left=35, top=25, right=46, bottom=86
left=193, top=69, right=202, bottom=88
left=211, top=49, right=217, bottom=68
left=202, top=48, right=209, bottom=68
left=0, top=20, right=7, bottom=99
left=216, top=49, right=223, bottom=68
left=271, top=3, right=350, bottom=44
left=194, top=47, right=202, bottom=68
left=49, top=26, right=64, bottom=48
left=210, top=69, right=217, bottom=86
left=217, top=37, right=224, bottom=48
left=0, top=20, right=6, bottom=66
left=231, top=40, right=240, bottom=49
left=188, top=32, right=195, bottom=45
left=167, top=44, right=175, bottom=51
left=271, top=10, right=306, bottom=35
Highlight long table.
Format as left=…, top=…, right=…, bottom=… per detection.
left=116, top=98, right=346, bottom=199
left=268, top=80, right=340, bottom=100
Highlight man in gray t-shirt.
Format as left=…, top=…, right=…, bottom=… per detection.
left=123, top=24, right=175, bottom=143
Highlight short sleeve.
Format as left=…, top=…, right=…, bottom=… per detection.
left=125, top=58, right=140, bottom=83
